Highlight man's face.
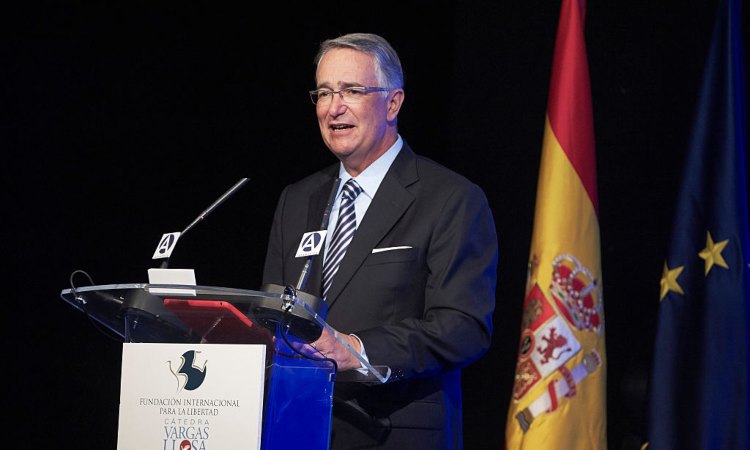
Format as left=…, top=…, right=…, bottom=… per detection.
left=314, top=48, right=393, bottom=174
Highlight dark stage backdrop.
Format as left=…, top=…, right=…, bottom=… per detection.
left=4, top=1, right=731, bottom=449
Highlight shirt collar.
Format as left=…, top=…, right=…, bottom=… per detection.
left=337, top=135, right=403, bottom=199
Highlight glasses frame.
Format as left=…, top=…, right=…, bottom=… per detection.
left=309, top=86, right=390, bottom=105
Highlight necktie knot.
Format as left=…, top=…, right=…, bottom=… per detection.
left=342, top=179, right=363, bottom=201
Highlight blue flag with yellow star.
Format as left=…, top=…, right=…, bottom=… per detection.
left=647, top=0, right=749, bottom=448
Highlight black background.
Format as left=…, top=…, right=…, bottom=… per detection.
left=4, top=1, right=737, bottom=449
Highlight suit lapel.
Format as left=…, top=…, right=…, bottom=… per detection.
left=325, top=145, right=419, bottom=307
left=301, top=171, right=338, bottom=297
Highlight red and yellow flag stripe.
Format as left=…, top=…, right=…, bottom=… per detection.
left=505, top=0, right=607, bottom=448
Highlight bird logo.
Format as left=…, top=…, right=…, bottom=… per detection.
left=168, top=350, right=208, bottom=393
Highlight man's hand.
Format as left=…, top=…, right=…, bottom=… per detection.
left=309, top=326, right=363, bottom=372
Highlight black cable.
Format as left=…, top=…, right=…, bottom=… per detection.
left=68, top=269, right=122, bottom=342
left=276, top=285, right=338, bottom=373
left=69, top=269, right=94, bottom=291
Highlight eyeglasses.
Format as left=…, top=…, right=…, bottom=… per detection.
left=309, top=86, right=390, bottom=105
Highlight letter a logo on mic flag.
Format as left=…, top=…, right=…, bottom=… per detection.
left=505, top=0, right=607, bottom=448
left=295, top=231, right=328, bottom=258
left=153, top=232, right=181, bottom=260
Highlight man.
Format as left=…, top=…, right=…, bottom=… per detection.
left=262, top=32, right=498, bottom=449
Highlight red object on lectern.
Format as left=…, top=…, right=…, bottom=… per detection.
left=162, top=298, right=274, bottom=346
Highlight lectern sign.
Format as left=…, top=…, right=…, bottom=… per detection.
left=117, top=343, right=266, bottom=450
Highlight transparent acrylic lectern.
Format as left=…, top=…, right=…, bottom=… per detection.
left=60, top=282, right=390, bottom=450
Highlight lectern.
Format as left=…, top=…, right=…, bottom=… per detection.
left=60, top=282, right=390, bottom=449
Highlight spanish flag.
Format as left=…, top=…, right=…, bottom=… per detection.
left=504, top=0, right=607, bottom=448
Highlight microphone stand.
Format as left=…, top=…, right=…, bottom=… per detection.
left=161, top=178, right=250, bottom=268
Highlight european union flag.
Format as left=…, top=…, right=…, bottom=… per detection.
left=647, top=0, right=749, bottom=449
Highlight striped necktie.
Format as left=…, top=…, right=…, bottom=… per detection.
left=322, top=179, right=363, bottom=299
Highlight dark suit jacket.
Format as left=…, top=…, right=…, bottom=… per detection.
left=262, top=142, right=498, bottom=449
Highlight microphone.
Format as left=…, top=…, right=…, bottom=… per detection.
left=295, top=178, right=341, bottom=291
left=258, top=177, right=339, bottom=338
left=152, top=178, right=250, bottom=268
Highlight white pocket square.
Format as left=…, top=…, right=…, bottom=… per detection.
left=372, top=246, right=413, bottom=254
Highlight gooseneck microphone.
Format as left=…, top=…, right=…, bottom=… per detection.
left=156, top=178, right=250, bottom=268
left=295, top=177, right=341, bottom=291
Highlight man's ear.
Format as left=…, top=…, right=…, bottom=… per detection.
left=386, top=89, right=405, bottom=122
